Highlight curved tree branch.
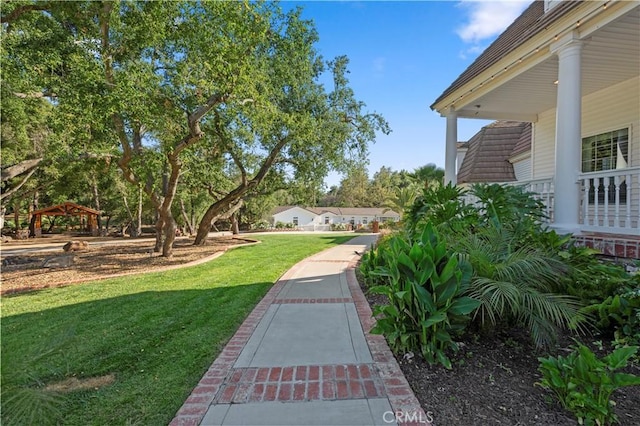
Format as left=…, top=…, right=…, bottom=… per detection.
left=1, top=158, right=43, bottom=182
left=1, top=2, right=53, bottom=24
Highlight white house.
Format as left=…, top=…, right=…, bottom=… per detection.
left=431, top=0, right=639, bottom=256
left=272, top=206, right=400, bottom=230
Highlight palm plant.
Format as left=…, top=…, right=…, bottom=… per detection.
left=382, top=186, right=419, bottom=218
left=409, top=163, right=445, bottom=188
left=405, top=183, right=478, bottom=236
left=456, top=226, right=587, bottom=348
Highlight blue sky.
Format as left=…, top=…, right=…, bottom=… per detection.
left=285, top=0, right=532, bottom=187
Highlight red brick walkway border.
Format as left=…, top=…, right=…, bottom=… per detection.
left=170, top=248, right=428, bottom=426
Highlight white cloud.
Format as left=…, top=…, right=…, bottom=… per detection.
left=456, top=0, right=531, bottom=44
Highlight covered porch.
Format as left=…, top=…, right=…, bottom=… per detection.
left=432, top=1, right=640, bottom=240
left=515, top=166, right=640, bottom=236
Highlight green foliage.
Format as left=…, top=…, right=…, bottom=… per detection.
left=456, top=226, right=586, bottom=348
left=470, top=183, right=547, bottom=233
left=560, top=245, right=633, bottom=302
left=367, top=224, right=480, bottom=368
left=584, top=288, right=640, bottom=348
left=538, top=344, right=640, bottom=425
left=405, top=183, right=478, bottom=235
left=252, top=220, right=271, bottom=230
left=360, top=234, right=394, bottom=288
left=409, top=163, right=444, bottom=188
left=554, top=243, right=639, bottom=347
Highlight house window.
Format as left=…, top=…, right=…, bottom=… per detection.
left=324, top=217, right=330, bottom=224
left=350, top=217, right=355, bottom=226
left=581, top=128, right=628, bottom=204
left=362, top=217, right=368, bottom=225
left=292, top=217, right=298, bottom=226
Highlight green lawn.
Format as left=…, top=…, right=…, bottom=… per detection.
left=1, top=234, right=354, bottom=426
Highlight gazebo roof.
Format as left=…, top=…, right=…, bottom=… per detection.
left=32, top=202, right=100, bottom=216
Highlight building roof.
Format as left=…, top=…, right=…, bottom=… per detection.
left=32, top=201, right=100, bottom=216
left=272, top=206, right=400, bottom=217
left=457, top=121, right=531, bottom=184
left=431, top=0, right=582, bottom=110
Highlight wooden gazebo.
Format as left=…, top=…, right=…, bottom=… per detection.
left=30, top=202, right=100, bottom=237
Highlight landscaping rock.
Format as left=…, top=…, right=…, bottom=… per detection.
left=63, top=240, right=89, bottom=252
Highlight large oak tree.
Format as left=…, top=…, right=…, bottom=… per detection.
left=2, top=1, right=389, bottom=255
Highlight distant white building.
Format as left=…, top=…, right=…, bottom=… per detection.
left=271, top=206, right=400, bottom=231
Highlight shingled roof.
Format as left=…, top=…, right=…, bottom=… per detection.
left=431, top=0, right=582, bottom=110
left=272, top=206, right=400, bottom=217
left=457, top=121, right=531, bottom=184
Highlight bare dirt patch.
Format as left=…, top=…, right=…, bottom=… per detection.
left=1, top=236, right=255, bottom=295
left=45, top=374, right=116, bottom=393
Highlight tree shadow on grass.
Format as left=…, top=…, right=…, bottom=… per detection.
left=1, top=283, right=271, bottom=426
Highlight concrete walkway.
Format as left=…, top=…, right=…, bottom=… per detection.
left=170, top=235, right=429, bottom=426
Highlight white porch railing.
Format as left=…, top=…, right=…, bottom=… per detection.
left=458, top=167, right=640, bottom=236
left=459, top=178, right=555, bottom=222
left=578, top=166, right=640, bottom=235
left=515, top=178, right=555, bottom=222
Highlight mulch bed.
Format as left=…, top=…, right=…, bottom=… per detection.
left=357, top=271, right=640, bottom=425
left=1, top=236, right=255, bottom=296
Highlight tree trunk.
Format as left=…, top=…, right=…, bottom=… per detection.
left=194, top=197, right=244, bottom=245
left=231, top=213, right=239, bottom=235
left=137, top=185, right=143, bottom=238
left=13, top=199, right=20, bottom=230
left=27, top=198, right=33, bottom=226
left=180, top=198, right=194, bottom=235
left=162, top=214, right=176, bottom=257
left=122, top=193, right=138, bottom=237
left=92, top=176, right=102, bottom=231
left=47, top=216, right=57, bottom=232
left=154, top=216, right=164, bottom=252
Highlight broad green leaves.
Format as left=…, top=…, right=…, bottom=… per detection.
left=365, top=223, right=480, bottom=368
left=538, top=344, right=640, bottom=425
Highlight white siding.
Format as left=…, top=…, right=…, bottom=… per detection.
left=532, top=109, right=556, bottom=179
left=457, top=149, right=467, bottom=174
left=582, top=76, right=639, bottom=168
left=532, top=76, right=640, bottom=177
left=513, top=158, right=532, bottom=181
left=272, top=207, right=317, bottom=226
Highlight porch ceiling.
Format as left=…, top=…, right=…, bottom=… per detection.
left=455, top=6, right=639, bottom=121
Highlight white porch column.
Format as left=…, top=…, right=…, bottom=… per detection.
left=553, top=39, right=582, bottom=233
left=445, top=108, right=458, bottom=186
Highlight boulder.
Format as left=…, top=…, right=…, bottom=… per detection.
left=62, top=240, right=89, bottom=252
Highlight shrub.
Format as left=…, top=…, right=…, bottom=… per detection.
left=584, top=287, right=640, bottom=348
left=252, top=220, right=271, bottom=230
left=470, top=183, right=547, bottom=232
left=330, top=223, right=347, bottom=231
left=456, top=226, right=586, bottom=348
left=368, top=223, right=480, bottom=368
left=275, top=221, right=285, bottom=229
left=405, top=184, right=478, bottom=235
left=559, top=244, right=631, bottom=303
left=538, top=344, right=640, bottom=425
left=360, top=234, right=392, bottom=288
